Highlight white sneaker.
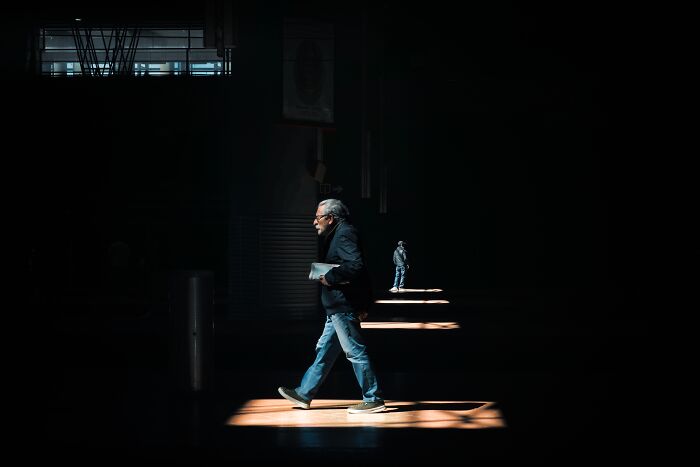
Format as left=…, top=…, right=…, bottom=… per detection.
left=390, top=287, right=398, bottom=292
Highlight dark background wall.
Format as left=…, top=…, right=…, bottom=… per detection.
left=6, top=1, right=654, bottom=319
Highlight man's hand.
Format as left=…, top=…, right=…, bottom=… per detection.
left=319, top=275, right=330, bottom=287
left=358, top=310, right=369, bottom=321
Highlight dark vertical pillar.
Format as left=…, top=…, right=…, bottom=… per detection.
left=360, top=5, right=371, bottom=199
left=169, top=270, right=214, bottom=394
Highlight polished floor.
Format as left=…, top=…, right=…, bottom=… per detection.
left=34, top=286, right=654, bottom=466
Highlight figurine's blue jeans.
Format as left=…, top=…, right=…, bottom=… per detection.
left=393, top=265, right=406, bottom=288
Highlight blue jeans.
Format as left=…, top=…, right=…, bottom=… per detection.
left=296, top=312, right=383, bottom=403
left=393, top=265, right=406, bottom=288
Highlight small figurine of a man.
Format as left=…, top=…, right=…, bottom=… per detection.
left=390, top=241, right=409, bottom=292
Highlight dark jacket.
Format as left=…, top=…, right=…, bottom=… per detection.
left=320, top=221, right=373, bottom=316
left=393, top=246, right=408, bottom=267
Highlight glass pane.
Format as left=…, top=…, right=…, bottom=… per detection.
left=40, top=27, right=221, bottom=77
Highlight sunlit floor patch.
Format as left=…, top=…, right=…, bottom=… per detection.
left=227, top=399, right=505, bottom=429
left=361, top=321, right=460, bottom=330
left=374, top=299, right=450, bottom=304
left=388, top=288, right=443, bottom=293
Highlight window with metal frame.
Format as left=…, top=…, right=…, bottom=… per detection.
left=39, top=26, right=224, bottom=76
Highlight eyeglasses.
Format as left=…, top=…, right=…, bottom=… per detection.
left=314, top=214, right=331, bottom=221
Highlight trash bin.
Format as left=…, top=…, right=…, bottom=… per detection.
left=169, top=270, right=214, bottom=394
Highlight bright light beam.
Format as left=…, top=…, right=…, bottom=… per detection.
left=227, top=399, right=505, bottom=429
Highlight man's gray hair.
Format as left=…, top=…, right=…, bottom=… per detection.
left=318, top=199, right=350, bottom=220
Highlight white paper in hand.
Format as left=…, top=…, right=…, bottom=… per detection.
left=309, top=262, right=340, bottom=280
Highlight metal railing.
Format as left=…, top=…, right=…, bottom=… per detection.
left=40, top=26, right=225, bottom=77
